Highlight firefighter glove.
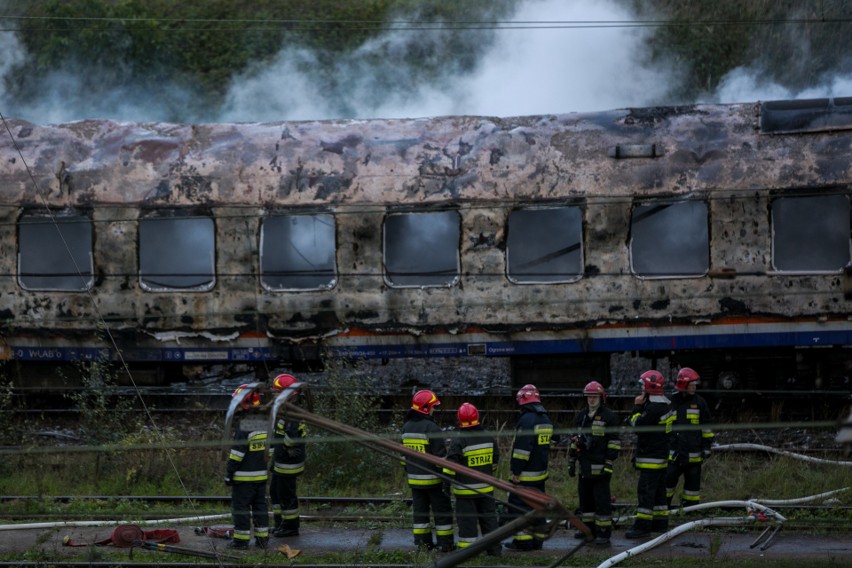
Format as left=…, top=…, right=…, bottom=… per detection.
left=568, top=462, right=576, bottom=477
left=224, top=475, right=233, bottom=487
left=702, top=448, right=712, bottom=460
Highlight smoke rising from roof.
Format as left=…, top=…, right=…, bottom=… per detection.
left=1, top=0, right=850, bottom=124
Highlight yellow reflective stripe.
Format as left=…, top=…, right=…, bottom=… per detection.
left=453, top=485, right=494, bottom=496
left=273, top=464, right=305, bottom=475
left=408, top=478, right=441, bottom=486
left=519, top=471, right=548, bottom=482
left=233, top=474, right=268, bottom=482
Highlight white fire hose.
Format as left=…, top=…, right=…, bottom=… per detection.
left=600, top=488, right=849, bottom=568
left=0, top=513, right=230, bottom=531
left=714, top=443, right=852, bottom=466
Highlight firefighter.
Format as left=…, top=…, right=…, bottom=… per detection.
left=625, top=371, right=673, bottom=539
left=269, top=373, right=307, bottom=537
left=401, top=389, right=455, bottom=552
left=666, top=367, right=715, bottom=509
left=225, top=384, right=270, bottom=549
left=446, top=402, right=501, bottom=556
left=568, top=380, right=621, bottom=545
left=504, top=384, right=553, bottom=551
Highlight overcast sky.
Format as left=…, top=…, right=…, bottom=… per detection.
left=1, top=0, right=851, bottom=124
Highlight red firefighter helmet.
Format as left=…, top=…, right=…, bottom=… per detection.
left=675, top=367, right=701, bottom=391
left=411, top=390, right=440, bottom=414
left=232, top=383, right=261, bottom=410
left=516, top=384, right=541, bottom=405
left=272, top=373, right=298, bottom=392
left=583, top=380, right=606, bottom=402
left=639, top=370, right=666, bottom=395
left=457, top=402, right=480, bottom=428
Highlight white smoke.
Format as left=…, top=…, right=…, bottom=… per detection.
left=714, top=66, right=852, bottom=103
left=221, top=0, right=677, bottom=121
left=2, top=0, right=851, bottom=123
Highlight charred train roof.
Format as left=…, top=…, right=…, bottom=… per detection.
left=3, top=100, right=852, bottom=208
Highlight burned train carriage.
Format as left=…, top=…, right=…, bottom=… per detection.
left=0, top=98, right=850, bottom=394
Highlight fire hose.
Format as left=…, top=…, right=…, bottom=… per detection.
left=602, top=487, right=850, bottom=568
left=714, top=443, right=852, bottom=466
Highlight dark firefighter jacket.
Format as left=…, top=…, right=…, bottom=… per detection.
left=668, top=392, right=715, bottom=464
left=628, top=395, right=672, bottom=471
left=446, top=425, right=500, bottom=497
left=510, top=403, right=553, bottom=483
left=571, top=404, right=621, bottom=477
left=272, top=417, right=306, bottom=476
left=226, top=425, right=269, bottom=483
left=401, top=411, right=447, bottom=487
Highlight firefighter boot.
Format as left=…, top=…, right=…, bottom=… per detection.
left=651, top=519, right=669, bottom=533
left=625, top=520, right=652, bottom=539
left=227, top=538, right=250, bottom=550
left=594, top=526, right=612, bottom=545
left=273, top=527, right=299, bottom=537
left=414, top=536, right=435, bottom=551
left=254, top=536, right=269, bottom=549
left=574, top=522, right=595, bottom=540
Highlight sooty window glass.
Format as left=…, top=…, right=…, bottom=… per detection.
left=261, top=214, right=336, bottom=290
left=19, top=213, right=93, bottom=291
left=630, top=201, right=709, bottom=278
left=772, top=194, right=851, bottom=272
left=384, top=211, right=460, bottom=287
left=139, top=216, right=215, bottom=291
left=507, top=207, right=583, bottom=283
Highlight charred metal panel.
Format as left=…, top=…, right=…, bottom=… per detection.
left=0, top=103, right=850, bottom=350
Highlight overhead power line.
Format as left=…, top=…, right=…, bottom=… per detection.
left=1, top=15, right=852, bottom=33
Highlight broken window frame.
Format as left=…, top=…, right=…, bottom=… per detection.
left=18, top=210, right=94, bottom=292
left=260, top=212, right=337, bottom=291
left=629, top=199, right=710, bottom=279
left=383, top=210, right=461, bottom=288
left=770, top=193, right=851, bottom=274
left=506, top=206, right=584, bottom=284
left=138, top=213, right=216, bottom=292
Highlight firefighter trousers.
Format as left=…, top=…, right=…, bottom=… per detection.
left=456, top=496, right=500, bottom=553
left=633, top=468, right=668, bottom=532
left=504, top=480, right=547, bottom=549
left=666, top=460, right=702, bottom=508
left=270, top=474, right=300, bottom=530
left=577, top=475, right=613, bottom=538
left=231, top=482, right=269, bottom=544
left=410, top=486, right=454, bottom=548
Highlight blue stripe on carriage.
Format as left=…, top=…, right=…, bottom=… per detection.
left=9, top=329, right=850, bottom=361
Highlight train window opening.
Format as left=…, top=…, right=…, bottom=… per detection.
left=260, top=213, right=337, bottom=290
left=630, top=201, right=709, bottom=278
left=18, top=213, right=93, bottom=291
left=139, top=216, right=215, bottom=291
left=771, top=194, right=851, bottom=272
left=384, top=211, right=460, bottom=287
left=761, top=97, right=852, bottom=134
left=506, top=207, right=583, bottom=283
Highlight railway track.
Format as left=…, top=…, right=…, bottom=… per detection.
left=1, top=494, right=850, bottom=523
